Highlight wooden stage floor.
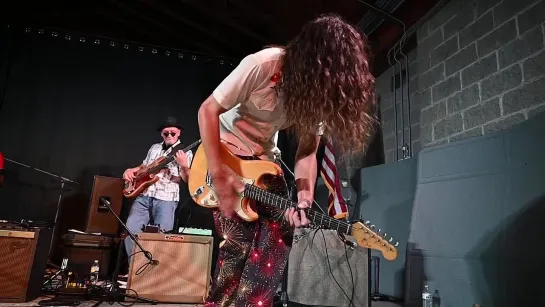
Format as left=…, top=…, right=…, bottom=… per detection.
left=0, top=299, right=403, bottom=307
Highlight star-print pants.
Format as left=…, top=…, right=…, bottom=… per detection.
left=204, top=207, right=294, bottom=307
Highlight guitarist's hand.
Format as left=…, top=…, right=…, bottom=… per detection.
left=174, top=151, right=189, bottom=168
left=211, top=166, right=245, bottom=218
left=284, top=200, right=311, bottom=227
left=123, top=167, right=139, bottom=182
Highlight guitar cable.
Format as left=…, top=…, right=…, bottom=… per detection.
left=277, top=157, right=356, bottom=307
left=175, top=196, right=195, bottom=235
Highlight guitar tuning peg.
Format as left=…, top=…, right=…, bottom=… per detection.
left=365, top=221, right=370, bottom=225
left=395, top=242, right=399, bottom=247
left=377, top=229, right=381, bottom=233
left=370, top=225, right=375, bottom=229
left=383, top=233, right=388, bottom=238
left=389, top=237, right=393, bottom=242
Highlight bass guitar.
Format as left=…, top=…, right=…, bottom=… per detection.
left=123, top=140, right=201, bottom=198
left=187, top=142, right=398, bottom=261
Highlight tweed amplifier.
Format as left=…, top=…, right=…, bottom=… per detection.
left=0, top=227, right=51, bottom=303
left=126, top=233, right=214, bottom=303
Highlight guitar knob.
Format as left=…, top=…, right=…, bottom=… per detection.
left=395, top=242, right=399, bottom=247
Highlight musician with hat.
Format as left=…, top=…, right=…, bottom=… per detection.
left=122, top=116, right=193, bottom=257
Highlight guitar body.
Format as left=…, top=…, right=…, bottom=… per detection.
left=122, top=157, right=167, bottom=198
left=188, top=143, right=286, bottom=222
left=123, top=172, right=160, bottom=199
left=188, top=142, right=399, bottom=261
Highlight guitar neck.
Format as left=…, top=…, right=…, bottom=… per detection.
left=244, top=184, right=351, bottom=235
left=147, top=139, right=202, bottom=174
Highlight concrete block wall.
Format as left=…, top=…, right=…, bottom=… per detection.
left=377, top=0, right=545, bottom=163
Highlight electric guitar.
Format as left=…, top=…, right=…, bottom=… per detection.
left=187, top=142, right=398, bottom=261
left=123, top=140, right=201, bottom=198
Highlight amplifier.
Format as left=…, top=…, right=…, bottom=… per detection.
left=86, top=176, right=124, bottom=235
left=0, top=228, right=51, bottom=303
left=61, top=233, right=116, bottom=279
left=127, top=233, right=214, bottom=303
left=287, top=229, right=370, bottom=307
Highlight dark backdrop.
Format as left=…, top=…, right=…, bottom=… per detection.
left=0, top=26, right=233, bottom=219
left=0, top=26, right=236, bottom=268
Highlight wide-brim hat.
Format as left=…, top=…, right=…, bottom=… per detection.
left=157, top=116, right=183, bottom=132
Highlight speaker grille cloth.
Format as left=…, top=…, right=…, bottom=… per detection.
left=0, top=237, right=34, bottom=299
left=128, top=236, right=211, bottom=301
left=287, top=229, right=369, bottom=307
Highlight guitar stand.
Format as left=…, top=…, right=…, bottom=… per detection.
left=92, top=198, right=158, bottom=306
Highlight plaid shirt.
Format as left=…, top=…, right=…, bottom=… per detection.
left=142, top=140, right=193, bottom=202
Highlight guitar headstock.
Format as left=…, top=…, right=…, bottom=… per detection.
left=350, top=220, right=398, bottom=261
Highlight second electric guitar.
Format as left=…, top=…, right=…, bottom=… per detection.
left=123, top=140, right=201, bottom=198
left=188, top=142, right=399, bottom=261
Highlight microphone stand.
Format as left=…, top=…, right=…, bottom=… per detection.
left=4, top=158, right=79, bottom=261
left=94, top=197, right=157, bottom=306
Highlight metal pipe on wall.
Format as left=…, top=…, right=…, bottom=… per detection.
left=387, top=48, right=399, bottom=161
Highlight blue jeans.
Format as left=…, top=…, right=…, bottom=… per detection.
left=124, top=195, right=178, bottom=256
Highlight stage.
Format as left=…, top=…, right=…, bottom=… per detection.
left=0, top=299, right=403, bottom=307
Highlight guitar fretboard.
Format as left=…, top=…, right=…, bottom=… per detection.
left=143, top=139, right=202, bottom=176
left=244, top=184, right=351, bottom=235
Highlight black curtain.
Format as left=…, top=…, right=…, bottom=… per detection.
left=0, top=26, right=234, bottom=267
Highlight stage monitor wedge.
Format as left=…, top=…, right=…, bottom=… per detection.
left=87, top=176, right=124, bottom=235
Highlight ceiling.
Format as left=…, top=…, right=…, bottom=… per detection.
left=1, top=0, right=441, bottom=75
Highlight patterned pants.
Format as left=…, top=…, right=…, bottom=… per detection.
left=204, top=205, right=293, bottom=307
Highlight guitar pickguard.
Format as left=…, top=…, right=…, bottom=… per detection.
left=197, top=171, right=255, bottom=207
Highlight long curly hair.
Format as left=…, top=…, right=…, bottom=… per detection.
left=279, top=14, right=377, bottom=154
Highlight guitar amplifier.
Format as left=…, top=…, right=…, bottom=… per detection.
left=287, top=229, right=370, bottom=307
left=0, top=227, right=52, bottom=303
left=87, top=176, right=124, bottom=235
left=61, top=233, right=117, bottom=279
left=127, top=233, right=214, bottom=303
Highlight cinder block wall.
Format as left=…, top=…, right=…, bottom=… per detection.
left=377, top=0, right=545, bottom=163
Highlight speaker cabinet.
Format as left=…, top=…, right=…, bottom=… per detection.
left=0, top=228, right=51, bottom=303
left=127, top=233, right=214, bottom=303
left=287, top=229, right=370, bottom=307
left=61, top=233, right=116, bottom=279
left=87, top=176, right=124, bottom=235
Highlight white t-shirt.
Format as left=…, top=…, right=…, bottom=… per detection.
left=213, top=47, right=323, bottom=160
